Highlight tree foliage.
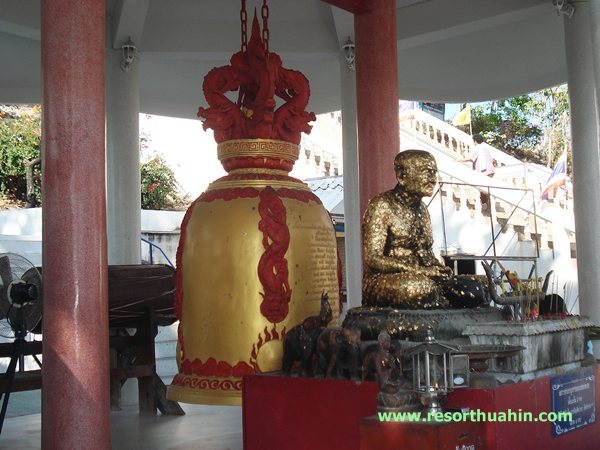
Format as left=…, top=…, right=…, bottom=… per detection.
left=140, top=155, right=188, bottom=210
left=0, top=105, right=42, bottom=206
left=0, top=106, right=188, bottom=210
left=531, top=86, right=570, bottom=168
left=466, top=85, right=570, bottom=167
left=139, top=122, right=189, bottom=210
left=471, top=97, right=543, bottom=163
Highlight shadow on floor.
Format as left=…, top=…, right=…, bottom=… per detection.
left=1, top=403, right=243, bottom=450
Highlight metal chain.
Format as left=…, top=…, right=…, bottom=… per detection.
left=261, top=0, right=269, bottom=54
left=240, top=0, right=248, bottom=52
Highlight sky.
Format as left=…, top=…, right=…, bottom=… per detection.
left=444, top=103, right=461, bottom=120
left=140, top=114, right=226, bottom=199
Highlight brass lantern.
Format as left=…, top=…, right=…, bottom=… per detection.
left=407, top=329, right=457, bottom=414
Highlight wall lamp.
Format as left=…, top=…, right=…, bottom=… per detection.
left=121, top=38, right=138, bottom=73
left=342, top=38, right=355, bottom=71
left=553, top=0, right=575, bottom=18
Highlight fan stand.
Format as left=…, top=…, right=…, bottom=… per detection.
left=0, top=306, right=27, bottom=435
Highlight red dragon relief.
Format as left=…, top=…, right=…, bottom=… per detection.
left=257, top=187, right=292, bottom=323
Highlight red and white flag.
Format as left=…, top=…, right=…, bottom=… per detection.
left=541, top=153, right=567, bottom=201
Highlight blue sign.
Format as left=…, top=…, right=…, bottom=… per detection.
left=551, top=367, right=596, bottom=437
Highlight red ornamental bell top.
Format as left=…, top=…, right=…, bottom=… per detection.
left=197, top=13, right=316, bottom=145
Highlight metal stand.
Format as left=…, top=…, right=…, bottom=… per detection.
left=0, top=307, right=26, bottom=435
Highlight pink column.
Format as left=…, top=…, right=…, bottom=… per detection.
left=41, top=1, right=109, bottom=448
left=355, top=0, right=399, bottom=217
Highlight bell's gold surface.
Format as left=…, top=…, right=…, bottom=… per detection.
left=167, top=139, right=340, bottom=405
left=362, top=150, right=452, bottom=308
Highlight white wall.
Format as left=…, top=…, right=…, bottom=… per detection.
left=0, top=208, right=183, bottom=388
left=429, top=199, right=579, bottom=312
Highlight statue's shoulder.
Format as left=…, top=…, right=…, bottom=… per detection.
left=367, top=190, right=396, bottom=208
left=365, top=190, right=401, bottom=220
left=363, top=191, right=390, bottom=217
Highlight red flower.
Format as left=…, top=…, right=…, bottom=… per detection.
left=147, top=181, right=161, bottom=193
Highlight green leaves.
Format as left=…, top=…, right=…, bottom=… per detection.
left=140, top=156, right=187, bottom=210
left=0, top=106, right=42, bottom=204
left=467, top=85, right=570, bottom=167
left=471, top=98, right=543, bottom=162
left=0, top=105, right=188, bottom=210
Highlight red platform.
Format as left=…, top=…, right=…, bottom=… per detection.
left=243, top=375, right=379, bottom=450
left=360, top=415, right=486, bottom=450
left=243, top=366, right=600, bottom=450
left=445, top=366, right=600, bottom=450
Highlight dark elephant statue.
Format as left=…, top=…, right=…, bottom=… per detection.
left=282, top=292, right=333, bottom=377
left=361, top=341, right=402, bottom=382
left=282, top=326, right=322, bottom=377
left=317, top=326, right=362, bottom=380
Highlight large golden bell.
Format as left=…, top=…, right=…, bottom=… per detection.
left=167, top=139, right=340, bottom=405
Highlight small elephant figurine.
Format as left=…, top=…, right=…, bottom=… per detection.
left=282, top=292, right=333, bottom=377
left=361, top=340, right=402, bottom=383
left=317, top=326, right=362, bottom=380
left=282, top=325, right=322, bottom=377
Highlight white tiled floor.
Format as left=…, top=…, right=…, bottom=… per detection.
left=0, top=404, right=243, bottom=450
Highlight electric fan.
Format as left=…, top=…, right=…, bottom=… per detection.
left=0, top=252, right=42, bottom=435
left=0, top=253, right=42, bottom=338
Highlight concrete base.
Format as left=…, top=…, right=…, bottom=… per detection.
left=1, top=403, right=243, bottom=449
left=489, top=361, right=586, bottom=384
left=343, top=306, right=504, bottom=342
left=463, top=317, right=596, bottom=374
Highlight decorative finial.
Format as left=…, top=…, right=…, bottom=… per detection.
left=197, top=10, right=316, bottom=144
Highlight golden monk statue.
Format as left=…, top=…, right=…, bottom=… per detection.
left=362, top=150, right=453, bottom=308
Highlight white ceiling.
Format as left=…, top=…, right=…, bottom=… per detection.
left=0, top=0, right=566, bottom=118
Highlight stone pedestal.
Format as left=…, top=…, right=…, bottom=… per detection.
left=343, top=306, right=504, bottom=342
left=242, top=368, right=600, bottom=450
left=463, top=317, right=596, bottom=374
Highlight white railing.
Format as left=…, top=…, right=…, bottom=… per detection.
left=300, top=135, right=340, bottom=177
left=400, top=109, right=525, bottom=167
left=400, top=108, right=573, bottom=211
left=397, top=109, right=577, bottom=249
left=435, top=165, right=574, bottom=234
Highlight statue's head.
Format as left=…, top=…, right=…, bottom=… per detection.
left=394, top=150, right=438, bottom=198
left=377, top=331, right=391, bottom=350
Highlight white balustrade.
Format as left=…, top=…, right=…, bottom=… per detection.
left=300, top=135, right=340, bottom=177
left=401, top=108, right=576, bottom=250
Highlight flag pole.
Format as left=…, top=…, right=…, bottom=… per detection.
left=467, top=103, right=472, bottom=136
left=469, top=108, right=472, bottom=136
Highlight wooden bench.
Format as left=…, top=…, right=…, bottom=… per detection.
left=0, top=264, right=184, bottom=416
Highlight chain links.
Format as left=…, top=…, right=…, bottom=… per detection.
left=241, top=0, right=269, bottom=54
left=261, top=0, right=269, bottom=54
left=240, top=0, right=248, bottom=52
